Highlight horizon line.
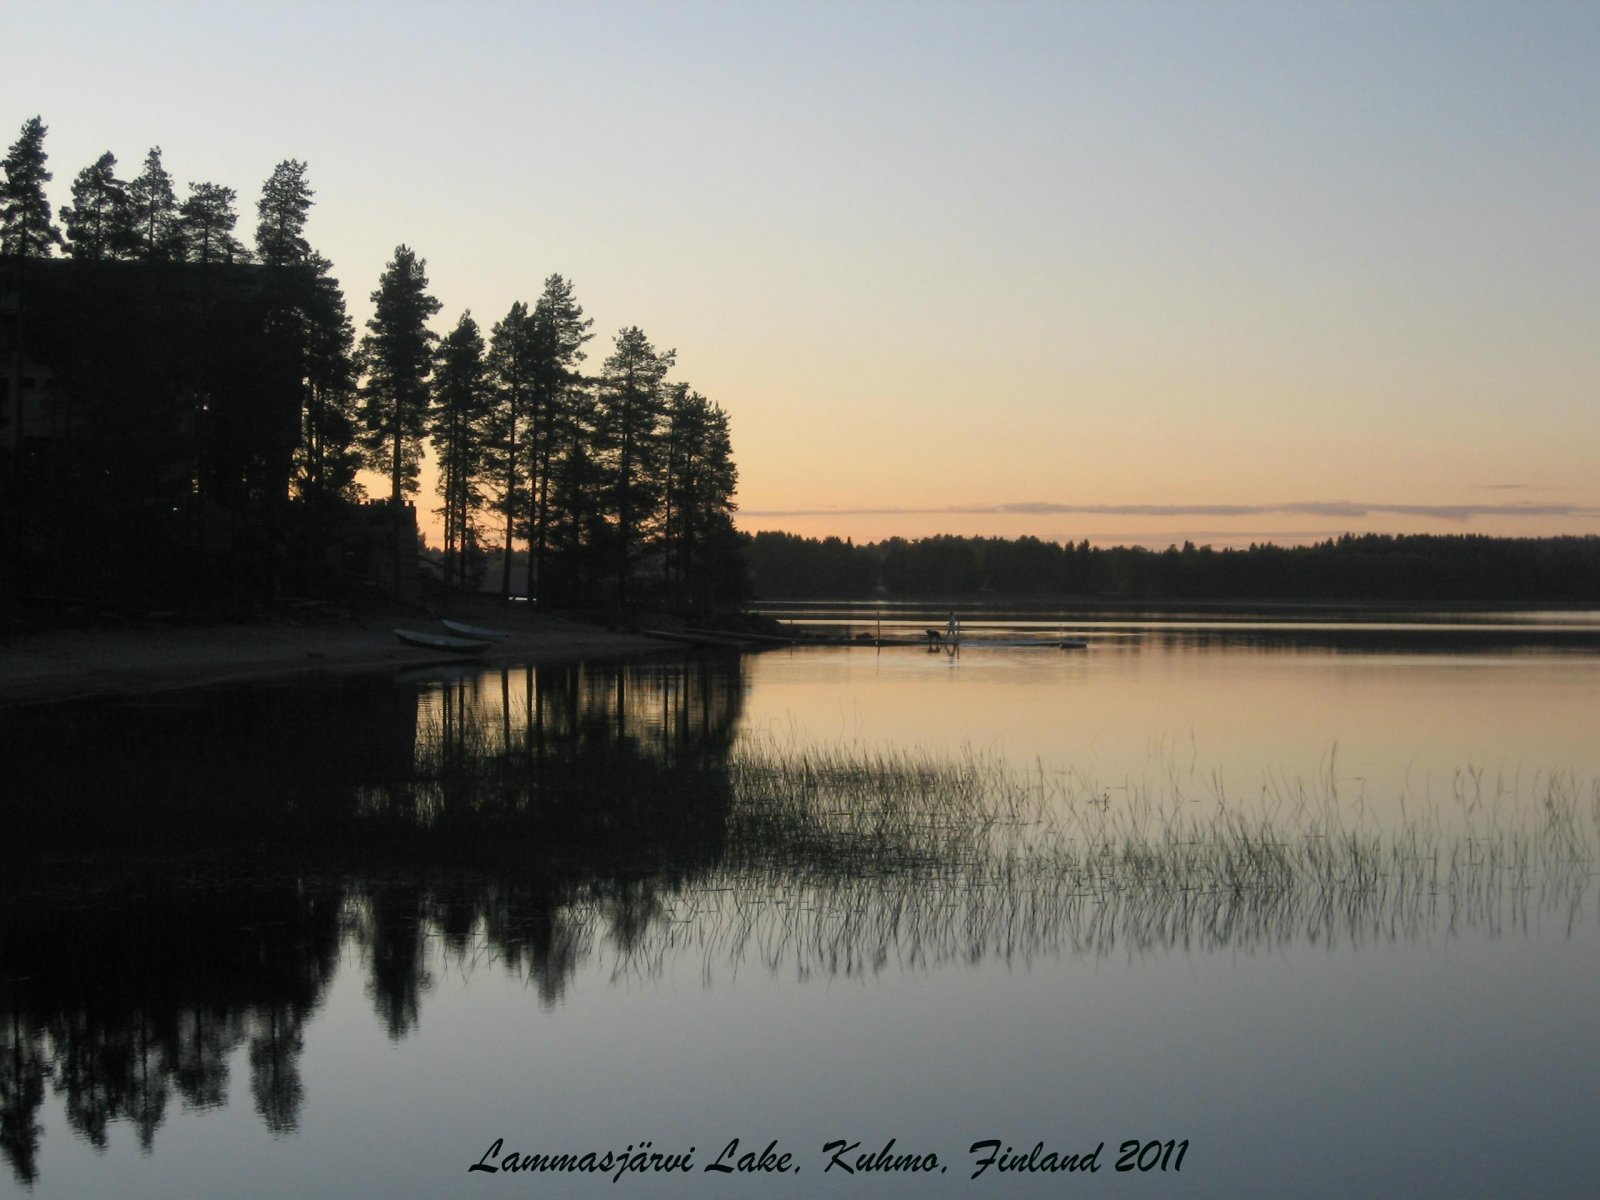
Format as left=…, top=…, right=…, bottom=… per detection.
left=737, top=500, right=1600, bottom=522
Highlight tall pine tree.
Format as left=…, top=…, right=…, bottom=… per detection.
left=594, top=326, right=674, bottom=608
left=486, top=301, right=537, bottom=598
left=292, top=253, right=361, bottom=506
left=249, top=162, right=360, bottom=506
left=0, top=116, right=62, bottom=258
left=126, top=147, right=183, bottom=261
left=544, top=381, right=607, bottom=607
left=2, top=116, right=62, bottom=500
left=358, top=245, right=441, bottom=505
left=661, top=385, right=739, bottom=609
left=255, top=160, right=313, bottom=266
left=431, top=311, right=492, bottom=590
left=526, top=274, right=593, bottom=601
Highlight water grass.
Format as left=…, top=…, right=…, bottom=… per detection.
left=385, top=690, right=1600, bottom=962
left=443, top=737, right=1600, bottom=984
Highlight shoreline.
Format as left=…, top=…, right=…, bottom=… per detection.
left=0, top=607, right=670, bottom=707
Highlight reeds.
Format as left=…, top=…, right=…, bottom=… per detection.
left=312, top=692, right=1600, bottom=976
left=436, top=738, right=1599, bottom=984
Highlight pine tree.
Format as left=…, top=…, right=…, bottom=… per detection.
left=126, top=147, right=183, bottom=261
left=2, top=116, right=62, bottom=495
left=179, top=181, right=250, bottom=264
left=292, top=253, right=361, bottom=505
left=248, top=160, right=358, bottom=505
left=60, top=152, right=132, bottom=261
left=255, top=160, right=313, bottom=266
left=0, top=116, right=63, bottom=258
left=358, top=245, right=441, bottom=505
left=526, top=274, right=593, bottom=601
left=544, top=382, right=607, bottom=607
left=594, top=326, right=674, bottom=607
left=661, top=385, right=739, bottom=608
left=432, top=311, right=492, bottom=590
left=485, top=301, right=536, bottom=598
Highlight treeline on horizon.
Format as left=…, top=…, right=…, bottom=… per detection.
left=744, top=531, right=1600, bottom=604
left=1, top=116, right=742, bottom=612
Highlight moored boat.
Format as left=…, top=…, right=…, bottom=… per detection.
left=394, top=628, right=492, bottom=653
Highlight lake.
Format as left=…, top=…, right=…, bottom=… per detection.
left=3, top=607, right=1598, bottom=1198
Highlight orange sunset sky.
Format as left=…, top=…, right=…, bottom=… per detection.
left=8, top=1, right=1598, bottom=549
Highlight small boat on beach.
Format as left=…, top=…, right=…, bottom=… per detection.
left=394, top=628, right=492, bottom=653
left=440, top=618, right=510, bottom=640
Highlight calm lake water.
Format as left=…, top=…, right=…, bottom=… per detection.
left=4, top=608, right=1598, bottom=1198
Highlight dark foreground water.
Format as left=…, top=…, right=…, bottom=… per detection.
left=3, top=612, right=1598, bottom=1198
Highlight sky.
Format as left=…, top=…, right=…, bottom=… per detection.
left=6, top=0, right=1598, bottom=549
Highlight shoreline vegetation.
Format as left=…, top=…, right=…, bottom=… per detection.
left=3, top=117, right=743, bottom=625
left=743, top=531, right=1600, bottom=605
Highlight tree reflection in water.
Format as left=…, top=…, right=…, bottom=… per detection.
left=1, top=656, right=742, bottom=1185
left=2, top=654, right=1597, bottom=1185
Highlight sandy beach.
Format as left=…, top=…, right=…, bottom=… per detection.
left=0, top=602, right=669, bottom=706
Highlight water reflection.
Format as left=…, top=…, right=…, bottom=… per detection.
left=2, top=655, right=1597, bottom=1187
left=1, top=879, right=338, bottom=1181
left=2, top=657, right=748, bottom=1183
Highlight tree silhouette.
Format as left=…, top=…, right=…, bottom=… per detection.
left=358, top=245, right=441, bottom=505
left=544, top=381, right=608, bottom=606
left=247, top=159, right=360, bottom=510
left=432, top=311, right=492, bottom=589
left=527, top=273, right=593, bottom=600
left=179, top=181, right=250, bottom=264
left=0, top=116, right=62, bottom=258
left=486, top=300, right=536, bottom=597
left=255, top=159, right=313, bottom=266
left=595, top=326, right=674, bottom=608
left=662, top=385, right=740, bottom=609
left=60, top=151, right=132, bottom=261
left=291, top=253, right=361, bottom=505
left=126, top=147, right=184, bottom=262
left=739, top=531, right=1600, bottom=603
left=2, top=118, right=749, bottom=612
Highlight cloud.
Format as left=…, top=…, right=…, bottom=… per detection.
left=739, top=500, right=1600, bottom=522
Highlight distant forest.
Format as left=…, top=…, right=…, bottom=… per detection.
left=744, top=532, right=1600, bottom=604
left=1, top=116, right=742, bottom=613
